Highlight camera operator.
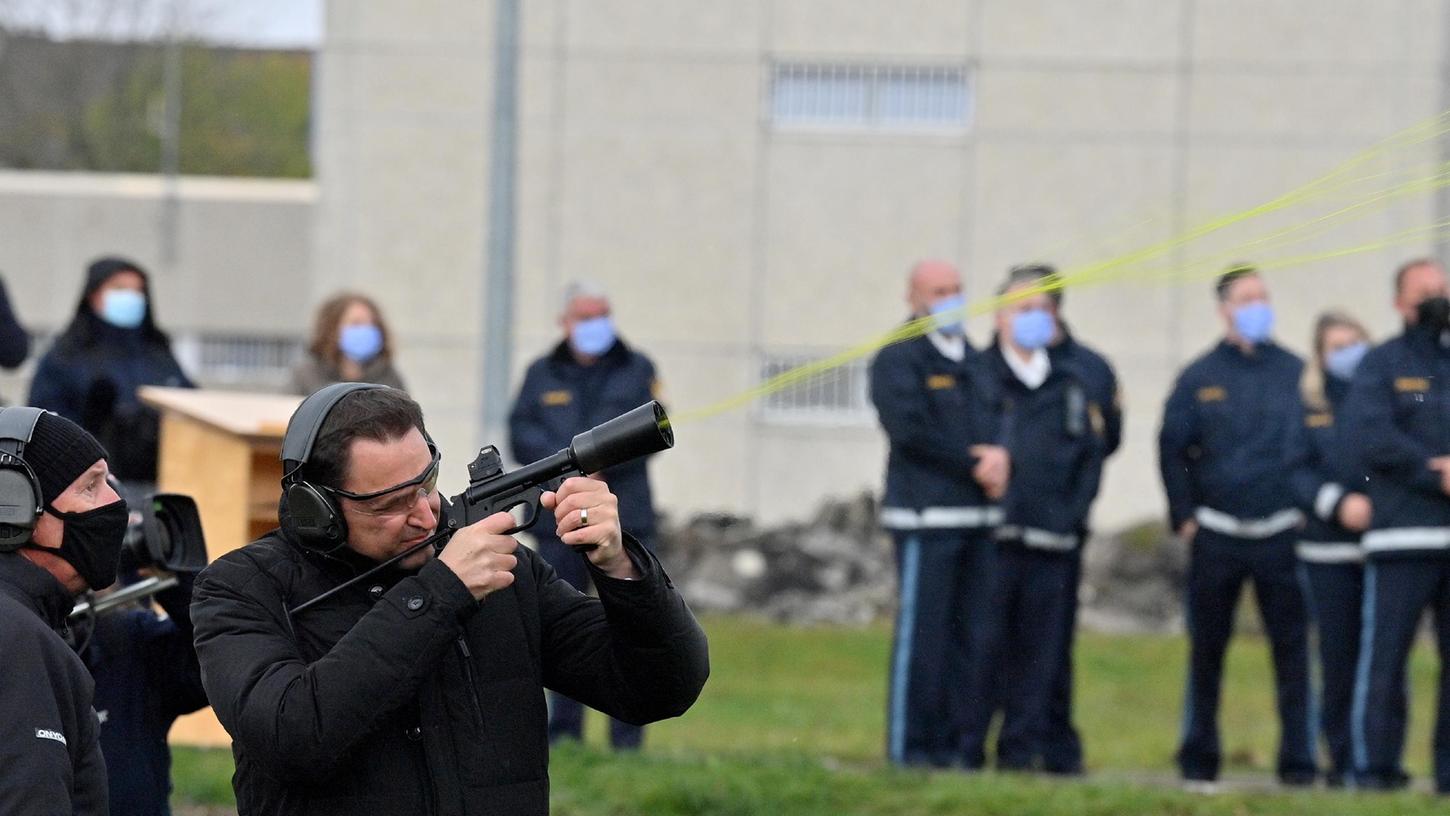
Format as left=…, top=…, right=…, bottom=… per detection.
left=191, top=385, right=709, bottom=816
left=78, top=536, right=208, bottom=816
left=0, top=409, right=127, bottom=815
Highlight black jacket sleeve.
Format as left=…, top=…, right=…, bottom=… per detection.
left=536, top=537, right=709, bottom=725
left=27, top=350, right=85, bottom=425
left=1066, top=430, right=1107, bottom=531
left=509, top=365, right=559, bottom=465
left=0, top=277, right=30, bottom=370
left=0, top=621, right=107, bottom=815
left=1284, top=406, right=1346, bottom=523
left=1158, top=370, right=1201, bottom=530
left=1100, top=364, right=1124, bottom=458
left=191, top=553, right=479, bottom=781
left=71, top=706, right=107, bottom=816
left=143, top=574, right=210, bottom=718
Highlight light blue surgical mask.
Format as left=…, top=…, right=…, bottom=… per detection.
left=99, top=288, right=146, bottom=329
left=1010, top=308, right=1056, bottom=351
left=928, top=295, right=966, bottom=337
left=1324, top=341, right=1368, bottom=381
left=338, top=324, right=384, bottom=363
left=1232, top=301, right=1274, bottom=344
left=570, top=316, right=616, bottom=357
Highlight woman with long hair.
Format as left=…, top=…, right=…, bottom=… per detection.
left=1287, top=309, right=1373, bottom=787
left=289, top=292, right=406, bottom=396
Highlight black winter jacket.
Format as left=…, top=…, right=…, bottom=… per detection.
left=191, top=530, right=708, bottom=816
left=0, top=552, right=108, bottom=816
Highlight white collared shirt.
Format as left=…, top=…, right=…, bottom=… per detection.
left=1001, top=344, right=1050, bottom=389
left=927, top=330, right=966, bottom=362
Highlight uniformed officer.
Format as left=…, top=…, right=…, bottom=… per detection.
left=868, top=259, right=1009, bottom=768
left=1016, top=263, right=1124, bottom=775
left=1284, top=311, right=1373, bottom=788
left=959, top=268, right=1107, bottom=771
left=1342, top=258, right=1450, bottom=793
left=508, top=280, right=662, bottom=750
left=1159, top=265, right=1315, bottom=788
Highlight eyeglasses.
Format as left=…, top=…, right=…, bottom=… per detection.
left=324, top=449, right=441, bottom=518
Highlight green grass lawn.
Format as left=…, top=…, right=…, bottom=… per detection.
left=173, top=616, right=1446, bottom=814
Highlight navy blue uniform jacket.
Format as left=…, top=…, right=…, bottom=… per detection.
left=869, top=329, right=1004, bottom=531
left=1285, top=375, right=1366, bottom=549
left=82, top=576, right=208, bottom=816
left=1050, top=328, right=1122, bottom=459
left=509, top=338, right=660, bottom=540
left=1159, top=340, right=1304, bottom=529
left=988, top=343, right=1106, bottom=550
left=1340, top=325, right=1450, bottom=559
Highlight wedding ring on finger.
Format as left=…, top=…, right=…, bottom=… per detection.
left=579, top=506, right=590, bottom=527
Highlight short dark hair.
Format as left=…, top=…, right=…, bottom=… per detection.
left=1000, top=263, right=1063, bottom=305
left=1394, top=257, right=1441, bottom=296
left=304, top=389, right=426, bottom=489
left=1215, top=263, right=1259, bottom=302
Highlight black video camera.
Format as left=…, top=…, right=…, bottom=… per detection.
left=121, top=493, right=209, bottom=575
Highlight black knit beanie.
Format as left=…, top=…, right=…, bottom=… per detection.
left=26, top=412, right=109, bottom=507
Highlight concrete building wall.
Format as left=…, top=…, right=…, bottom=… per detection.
left=0, top=171, right=315, bottom=333
left=0, top=170, right=316, bottom=398
left=318, top=0, right=1450, bottom=530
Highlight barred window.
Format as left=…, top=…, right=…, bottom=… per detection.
left=173, top=332, right=303, bottom=390
left=770, top=63, right=972, bottom=130
left=756, top=351, right=874, bottom=426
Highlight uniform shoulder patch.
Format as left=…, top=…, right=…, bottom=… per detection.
left=1196, top=385, right=1227, bottom=403
left=541, top=389, right=573, bottom=407
left=1306, top=412, right=1333, bottom=428
left=1394, top=376, right=1431, bottom=393
left=926, top=374, right=956, bottom=390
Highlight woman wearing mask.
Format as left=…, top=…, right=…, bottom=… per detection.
left=1285, top=310, right=1374, bottom=787
left=29, top=257, right=194, bottom=488
left=289, top=292, right=406, bottom=396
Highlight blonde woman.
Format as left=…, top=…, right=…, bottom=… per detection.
left=1285, top=310, right=1372, bottom=787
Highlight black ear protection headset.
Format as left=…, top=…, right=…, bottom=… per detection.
left=279, top=382, right=387, bottom=553
left=0, top=407, right=46, bottom=553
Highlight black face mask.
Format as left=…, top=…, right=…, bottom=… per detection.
left=34, top=499, right=128, bottom=591
left=1417, top=296, right=1450, bottom=335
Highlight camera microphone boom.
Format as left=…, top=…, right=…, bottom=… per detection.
left=288, top=401, right=674, bottom=617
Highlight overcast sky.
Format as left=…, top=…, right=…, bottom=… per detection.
left=0, top=0, right=323, bottom=48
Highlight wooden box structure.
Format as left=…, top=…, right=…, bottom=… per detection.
left=138, top=386, right=303, bottom=747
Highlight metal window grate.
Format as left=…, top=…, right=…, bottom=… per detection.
left=755, top=351, right=874, bottom=426
left=770, top=63, right=972, bottom=130
left=174, top=332, right=303, bottom=389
